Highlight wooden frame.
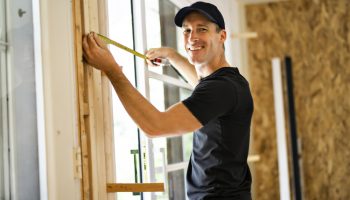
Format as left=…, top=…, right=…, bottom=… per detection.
left=72, top=0, right=164, bottom=199
left=72, top=0, right=114, bottom=199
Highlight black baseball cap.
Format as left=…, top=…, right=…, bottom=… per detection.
left=174, top=1, right=225, bottom=29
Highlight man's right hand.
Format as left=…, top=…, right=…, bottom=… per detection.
left=145, top=47, right=177, bottom=67
left=145, top=47, right=198, bottom=87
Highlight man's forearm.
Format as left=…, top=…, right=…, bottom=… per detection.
left=167, top=52, right=198, bottom=87
left=105, top=65, right=163, bottom=136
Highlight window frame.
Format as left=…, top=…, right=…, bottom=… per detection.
left=0, top=0, right=10, bottom=198
left=132, top=1, right=194, bottom=199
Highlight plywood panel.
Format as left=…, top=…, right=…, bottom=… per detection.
left=246, top=0, right=350, bottom=199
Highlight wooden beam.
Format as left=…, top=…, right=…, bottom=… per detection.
left=97, top=1, right=116, bottom=199
left=73, top=0, right=114, bottom=199
left=237, top=0, right=288, bottom=5
left=106, top=183, right=165, bottom=193
left=72, top=0, right=92, bottom=199
left=231, top=32, right=258, bottom=39
left=248, top=154, right=261, bottom=162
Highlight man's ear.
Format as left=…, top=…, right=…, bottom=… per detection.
left=220, top=29, right=227, bottom=43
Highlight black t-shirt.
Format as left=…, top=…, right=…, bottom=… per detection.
left=182, top=67, right=253, bottom=200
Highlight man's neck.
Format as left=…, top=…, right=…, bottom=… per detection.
left=195, top=56, right=231, bottom=79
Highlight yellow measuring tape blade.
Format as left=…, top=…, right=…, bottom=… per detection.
left=97, top=34, right=147, bottom=60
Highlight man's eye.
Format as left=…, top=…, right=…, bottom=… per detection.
left=199, top=28, right=207, bottom=32
left=183, top=29, right=191, bottom=34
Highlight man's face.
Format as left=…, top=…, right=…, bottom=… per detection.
left=182, top=12, right=225, bottom=65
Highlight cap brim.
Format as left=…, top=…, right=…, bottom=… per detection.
left=174, top=7, right=218, bottom=27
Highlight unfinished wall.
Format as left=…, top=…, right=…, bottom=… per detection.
left=246, top=0, right=350, bottom=199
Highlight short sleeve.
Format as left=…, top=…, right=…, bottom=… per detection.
left=182, top=78, right=237, bottom=125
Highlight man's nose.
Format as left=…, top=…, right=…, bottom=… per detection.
left=188, top=31, right=199, bottom=43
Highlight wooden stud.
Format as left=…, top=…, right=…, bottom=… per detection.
left=97, top=1, right=116, bottom=200
left=248, top=154, right=261, bottom=163
left=72, top=0, right=92, bottom=199
left=231, top=32, right=258, bottom=39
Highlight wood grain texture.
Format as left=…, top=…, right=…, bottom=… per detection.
left=72, top=0, right=92, bottom=198
left=246, top=0, right=350, bottom=199
left=72, top=0, right=114, bottom=199
left=107, top=183, right=165, bottom=193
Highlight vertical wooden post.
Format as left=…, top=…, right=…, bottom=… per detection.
left=72, top=0, right=91, bottom=198
left=72, top=0, right=115, bottom=199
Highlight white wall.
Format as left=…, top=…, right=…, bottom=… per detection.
left=39, top=0, right=80, bottom=199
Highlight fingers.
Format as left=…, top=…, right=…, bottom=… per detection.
left=82, top=35, right=89, bottom=52
left=93, top=32, right=108, bottom=49
left=82, top=32, right=107, bottom=64
left=82, top=32, right=101, bottom=66
left=145, top=49, right=157, bottom=67
left=87, top=32, right=99, bottom=49
left=82, top=35, right=91, bottom=63
left=145, top=48, right=158, bottom=60
left=146, top=58, right=157, bottom=67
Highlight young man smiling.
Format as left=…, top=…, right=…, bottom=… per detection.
left=83, top=1, right=253, bottom=199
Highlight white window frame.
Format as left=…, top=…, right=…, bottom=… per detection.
left=33, top=0, right=48, bottom=198
left=0, top=46, right=10, bottom=200
left=0, top=0, right=10, bottom=198
left=132, top=1, right=193, bottom=199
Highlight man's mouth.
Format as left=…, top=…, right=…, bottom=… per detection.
left=188, top=46, right=204, bottom=51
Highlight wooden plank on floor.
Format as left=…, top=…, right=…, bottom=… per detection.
left=107, top=183, right=165, bottom=193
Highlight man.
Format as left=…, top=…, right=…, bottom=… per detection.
left=83, top=1, right=253, bottom=199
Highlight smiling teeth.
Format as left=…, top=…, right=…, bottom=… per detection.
left=189, top=46, right=203, bottom=50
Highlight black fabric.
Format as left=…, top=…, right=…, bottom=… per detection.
left=182, top=67, right=253, bottom=200
left=174, top=1, right=225, bottom=29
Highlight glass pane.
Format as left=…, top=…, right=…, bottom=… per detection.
left=145, top=0, right=162, bottom=74
left=142, top=1, right=194, bottom=199
left=144, top=0, right=186, bottom=82
left=108, top=0, right=141, bottom=199
left=168, top=170, right=186, bottom=200
left=147, top=77, right=192, bottom=200
left=147, top=78, right=167, bottom=200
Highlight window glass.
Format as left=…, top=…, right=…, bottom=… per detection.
left=108, top=1, right=194, bottom=199
left=142, top=1, right=194, bottom=200
left=147, top=78, right=192, bottom=200
left=145, top=0, right=162, bottom=74
left=108, top=1, right=141, bottom=199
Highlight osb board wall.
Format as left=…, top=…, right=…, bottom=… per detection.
left=245, top=0, right=350, bottom=199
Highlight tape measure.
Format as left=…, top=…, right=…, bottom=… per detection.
left=97, top=33, right=147, bottom=60
left=97, top=33, right=187, bottom=82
